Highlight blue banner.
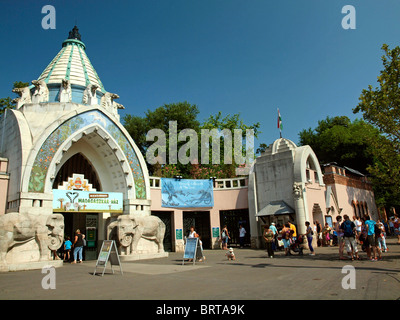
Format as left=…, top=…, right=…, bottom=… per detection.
left=161, top=178, right=214, bottom=208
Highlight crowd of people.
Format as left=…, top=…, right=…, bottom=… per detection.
left=261, top=214, right=400, bottom=261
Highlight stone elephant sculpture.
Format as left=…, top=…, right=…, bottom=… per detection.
left=0, top=213, right=64, bottom=266
left=107, top=215, right=166, bottom=254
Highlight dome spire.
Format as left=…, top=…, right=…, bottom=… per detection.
left=68, top=25, right=82, bottom=41
left=36, top=26, right=106, bottom=93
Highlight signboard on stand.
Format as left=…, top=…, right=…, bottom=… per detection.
left=182, top=237, right=204, bottom=265
left=93, top=240, right=123, bottom=276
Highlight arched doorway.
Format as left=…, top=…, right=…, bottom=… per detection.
left=53, top=153, right=101, bottom=191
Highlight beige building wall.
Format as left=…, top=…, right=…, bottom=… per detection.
left=0, top=158, right=9, bottom=215
left=323, top=165, right=378, bottom=220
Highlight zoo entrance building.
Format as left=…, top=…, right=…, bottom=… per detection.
left=0, top=28, right=380, bottom=271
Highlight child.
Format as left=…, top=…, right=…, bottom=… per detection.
left=226, top=247, right=236, bottom=260
left=63, top=236, right=72, bottom=262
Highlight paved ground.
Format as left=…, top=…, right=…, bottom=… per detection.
left=0, top=237, right=399, bottom=301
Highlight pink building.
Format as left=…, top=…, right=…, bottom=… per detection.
left=149, top=176, right=249, bottom=252
left=322, top=164, right=378, bottom=221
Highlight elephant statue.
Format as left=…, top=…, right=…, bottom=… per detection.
left=107, top=215, right=166, bottom=254
left=0, top=213, right=64, bottom=266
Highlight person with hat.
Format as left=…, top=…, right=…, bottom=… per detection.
left=269, top=222, right=278, bottom=251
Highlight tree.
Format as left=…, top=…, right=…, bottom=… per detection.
left=353, top=44, right=400, bottom=206
left=123, top=101, right=201, bottom=177
left=298, top=116, right=380, bottom=173
left=123, top=104, right=261, bottom=179
left=196, top=112, right=260, bottom=178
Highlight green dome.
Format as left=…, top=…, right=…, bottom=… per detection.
left=37, top=26, right=106, bottom=93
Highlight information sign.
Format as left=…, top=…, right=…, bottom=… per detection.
left=93, top=240, right=123, bottom=276
left=176, top=229, right=183, bottom=240
left=212, top=227, right=220, bottom=238
left=182, top=237, right=204, bottom=265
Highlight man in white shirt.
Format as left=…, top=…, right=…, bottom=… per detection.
left=353, top=216, right=362, bottom=235
left=239, top=225, right=246, bottom=248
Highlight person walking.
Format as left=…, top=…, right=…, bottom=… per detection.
left=269, top=222, right=278, bottom=251
left=288, top=221, right=297, bottom=242
left=305, top=221, right=315, bottom=256
left=322, top=223, right=331, bottom=247
left=315, top=221, right=322, bottom=247
left=281, top=223, right=292, bottom=256
left=72, top=229, right=85, bottom=264
left=389, top=218, right=394, bottom=236
left=263, top=226, right=275, bottom=258
left=359, top=218, right=370, bottom=257
left=221, top=225, right=230, bottom=250
left=336, top=216, right=345, bottom=260
left=63, top=236, right=72, bottom=262
left=239, top=225, right=246, bottom=248
left=340, top=215, right=360, bottom=261
left=365, top=216, right=382, bottom=261
left=394, top=214, right=400, bottom=244
left=354, top=216, right=362, bottom=241
left=376, top=220, right=387, bottom=253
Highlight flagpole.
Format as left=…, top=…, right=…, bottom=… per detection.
left=277, top=108, right=283, bottom=139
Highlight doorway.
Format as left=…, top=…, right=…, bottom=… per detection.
left=183, top=211, right=211, bottom=249
left=219, top=209, right=250, bottom=247
left=151, top=211, right=173, bottom=252
left=59, top=212, right=99, bottom=261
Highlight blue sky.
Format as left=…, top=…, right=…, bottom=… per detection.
left=1, top=0, right=400, bottom=148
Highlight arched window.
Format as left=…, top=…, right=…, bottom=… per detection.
left=352, top=201, right=358, bottom=218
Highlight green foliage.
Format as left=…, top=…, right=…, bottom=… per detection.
left=354, top=44, right=400, bottom=207
left=0, top=81, right=29, bottom=115
left=298, top=116, right=379, bottom=172
left=123, top=101, right=200, bottom=177
left=123, top=103, right=260, bottom=179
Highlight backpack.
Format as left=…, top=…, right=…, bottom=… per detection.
left=374, top=224, right=382, bottom=236
left=342, top=221, right=354, bottom=237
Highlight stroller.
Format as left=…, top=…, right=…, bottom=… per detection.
left=289, top=235, right=304, bottom=255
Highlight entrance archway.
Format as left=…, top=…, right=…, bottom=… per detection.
left=53, top=153, right=101, bottom=191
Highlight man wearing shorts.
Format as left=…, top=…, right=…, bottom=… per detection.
left=365, top=216, right=382, bottom=261
left=340, top=215, right=360, bottom=261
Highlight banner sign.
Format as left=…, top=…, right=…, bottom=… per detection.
left=161, top=178, right=214, bottom=208
left=52, top=189, right=123, bottom=213
left=182, top=237, right=204, bottom=265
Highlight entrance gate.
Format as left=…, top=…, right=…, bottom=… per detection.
left=219, top=209, right=250, bottom=247
left=151, top=211, right=172, bottom=252
left=183, top=211, right=211, bottom=249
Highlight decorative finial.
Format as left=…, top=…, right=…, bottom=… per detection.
left=68, top=26, right=81, bottom=41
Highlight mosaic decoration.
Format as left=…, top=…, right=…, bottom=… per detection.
left=58, top=173, right=96, bottom=191
left=28, top=110, right=146, bottom=199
